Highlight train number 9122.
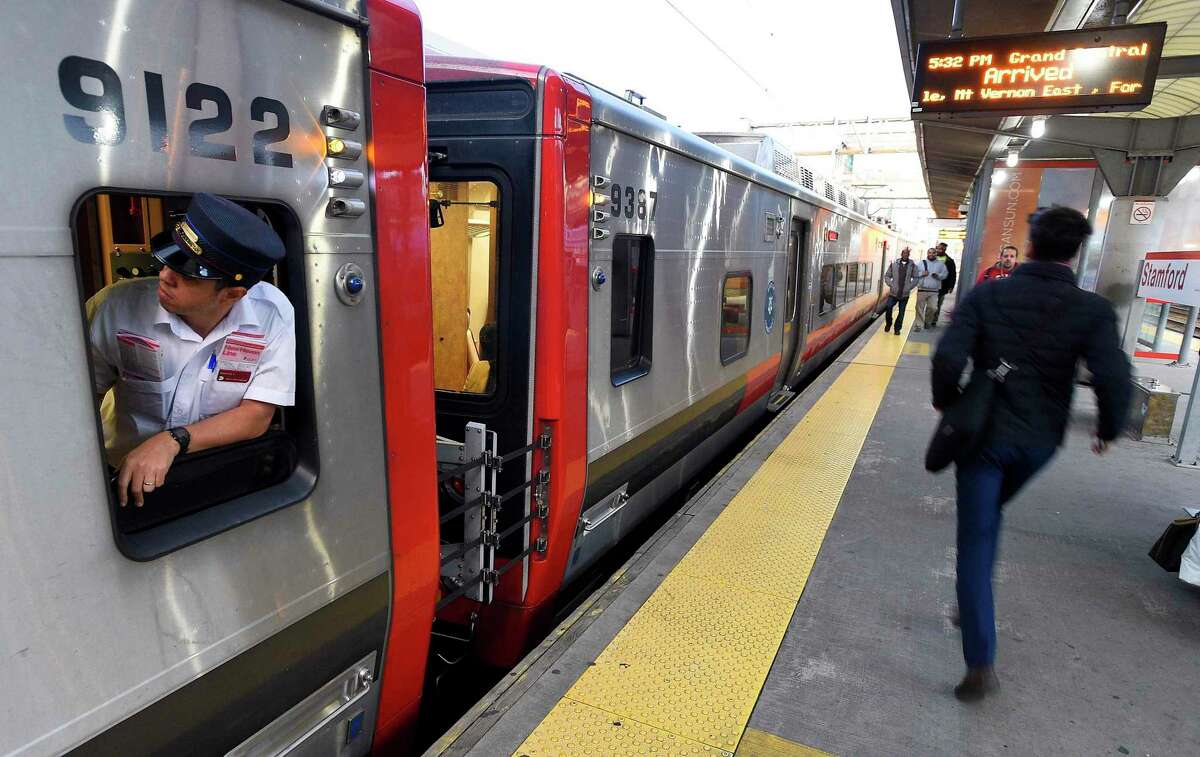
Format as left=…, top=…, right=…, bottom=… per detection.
left=57, top=55, right=293, bottom=168
left=609, top=183, right=658, bottom=221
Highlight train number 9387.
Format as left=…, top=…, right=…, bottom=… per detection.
left=609, top=183, right=658, bottom=221
left=57, top=55, right=293, bottom=168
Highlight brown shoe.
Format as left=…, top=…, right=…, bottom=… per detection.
left=954, top=667, right=998, bottom=703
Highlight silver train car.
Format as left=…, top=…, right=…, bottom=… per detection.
left=423, top=60, right=919, bottom=664
left=1, top=1, right=440, bottom=754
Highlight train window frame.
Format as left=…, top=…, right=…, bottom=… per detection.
left=71, top=188, right=318, bottom=562
left=610, top=234, right=655, bottom=386
left=428, top=177, right=503, bottom=398
left=845, top=263, right=859, bottom=300
left=719, top=271, right=753, bottom=365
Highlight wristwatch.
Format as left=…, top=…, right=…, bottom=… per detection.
left=167, top=426, right=191, bottom=455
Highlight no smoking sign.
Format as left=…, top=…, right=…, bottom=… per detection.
left=1130, top=201, right=1155, bottom=225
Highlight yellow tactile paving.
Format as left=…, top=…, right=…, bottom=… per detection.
left=735, top=728, right=834, bottom=756
left=516, top=307, right=913, bottom=756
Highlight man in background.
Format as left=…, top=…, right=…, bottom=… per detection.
left=914, top=247, right=947, bottom=332
left=977, top=244, right=1019, bottom=283
left=882, top=246, right=919, bottom=334
left=934, top=241, right=957, bottom=326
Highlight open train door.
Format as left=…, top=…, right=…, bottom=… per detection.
left=773, top=217, right=809, bottom=398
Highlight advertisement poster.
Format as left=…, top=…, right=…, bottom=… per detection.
left=979, top=161, right=1097, bottom=266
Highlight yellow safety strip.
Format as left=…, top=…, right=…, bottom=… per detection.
left=516, top=309, right=913, bottom=756
left=735, top=728, right=834, bottom=756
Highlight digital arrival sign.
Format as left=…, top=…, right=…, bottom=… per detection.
left=911, top=23, right=1167, bottom=119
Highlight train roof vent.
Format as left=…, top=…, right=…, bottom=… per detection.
left=800, top=166, right=814, bottom=191
left=824, top=182, right=835, bottom=201
left=771, top=146, right=800, bottom=182
left=838, top=190, right=847, bottom=207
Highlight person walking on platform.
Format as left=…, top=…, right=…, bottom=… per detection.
left=931, top=206, right=1131, bottom=703
left=934, top=242, right=957, bottom=326
left=977, top=244, right=1019, bottom=283
left=882, top=246, right=919, bottom=334
left=913, top=247, right=947, bottom=332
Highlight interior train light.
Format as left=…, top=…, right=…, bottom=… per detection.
left=326, top=137, right=362, bottom=160
left=328, top=167, right=365, bottom=189
left=321, top=105, right=361, bottom=131
left=327, top=197, right=366, bottom=218
left=1030, top=116, right=1047, bottom=139
left=1006, top=148, right=1020, bottom=168
left=993, top=169, right=1008, bottom=183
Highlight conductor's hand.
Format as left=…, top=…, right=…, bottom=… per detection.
left=118, top=432, right=181, bottom=507
left=1091, top=436, right=1109, bottom=456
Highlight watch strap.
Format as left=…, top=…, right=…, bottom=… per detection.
left=168, top=426, right=191, bottom=455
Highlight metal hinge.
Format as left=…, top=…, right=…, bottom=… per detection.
left=482, top=449, right=502, bottom=473
left=481, top=569, right=499, bottom=585
left=538, top=429, right=553, bottom=450
left=535, top=535, right=548, bottom=553
left=480, top=531, right=499, bottom=546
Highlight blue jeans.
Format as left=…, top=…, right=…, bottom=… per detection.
left=955, top=443, right=1056, bottom=668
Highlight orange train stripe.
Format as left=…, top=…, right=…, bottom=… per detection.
left=738, top=353, right=782, bottom=413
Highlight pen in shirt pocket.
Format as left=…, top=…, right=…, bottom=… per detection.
left=201, top=351, right=217, bottom=384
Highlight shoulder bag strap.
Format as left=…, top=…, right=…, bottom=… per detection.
left=987, top=281, right=1074, bottom=382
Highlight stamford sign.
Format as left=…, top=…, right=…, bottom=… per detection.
left=1137, top=252, right=1200, bottom=307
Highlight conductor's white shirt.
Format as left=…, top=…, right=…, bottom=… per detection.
left=86, top=278, right=295, bottom=466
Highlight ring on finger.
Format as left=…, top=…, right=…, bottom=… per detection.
left=143, top=481, right=154, bottom=488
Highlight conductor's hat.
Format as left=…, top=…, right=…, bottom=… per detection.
left=152, top=193, right=285, bottom=286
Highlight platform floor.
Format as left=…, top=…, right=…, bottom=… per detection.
left=428, top=311, right=1200, bottom=757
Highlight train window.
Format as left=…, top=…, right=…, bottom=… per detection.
left=429, top=180, right=501, bottom=395
left=819, top=264, right=835, bottom=315
left=845, top=264, right=858, bottom=301
left=611, top=235, right=655, bottom=385
left=720, top=272, right=752, bottom=364
left=831, top=264, right=847, bottom=307
left=73, top=190, right=316, bottom=561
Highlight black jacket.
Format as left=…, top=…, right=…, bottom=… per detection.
left=931, top=262, right=1132, bottom=448
left=939, top=255, right=958, bottom=294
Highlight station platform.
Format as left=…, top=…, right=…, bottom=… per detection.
left=427, top=309, right=1200, bottom=757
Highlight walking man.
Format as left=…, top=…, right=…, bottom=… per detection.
left=976, top=244, right=1019, bottom=283
left=913, top=247, right=947, bottom=332
left=931, top=206, right=1131, bottom=702
left=882, top=246, right=919, bottom=334
left=934, top=242, right=957, bottom=326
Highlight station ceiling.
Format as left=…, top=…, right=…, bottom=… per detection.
left=893, top=0, right=1061, bottom=218
left=898, top=0, right=1200, bottom=218
left=1121, top=0, right=1200, bottom=119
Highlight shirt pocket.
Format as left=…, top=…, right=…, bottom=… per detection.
left=115, top=377, right=174, bottom=428
left=199, top=375, right=249, bottom=419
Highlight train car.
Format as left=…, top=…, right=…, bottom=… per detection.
left=423, top=58, right=916, bottom=668
left=0, top=1, right=439, bottom=754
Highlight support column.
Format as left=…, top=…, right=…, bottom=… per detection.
left=1173, top=306, right=1199, bottom=367
left=1172, top=362, right=1200, bottom=467
left=1152, top=303, right=1172, bottom=353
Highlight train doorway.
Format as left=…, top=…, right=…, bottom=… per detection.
left=779, top=217, right=809, bottom=384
